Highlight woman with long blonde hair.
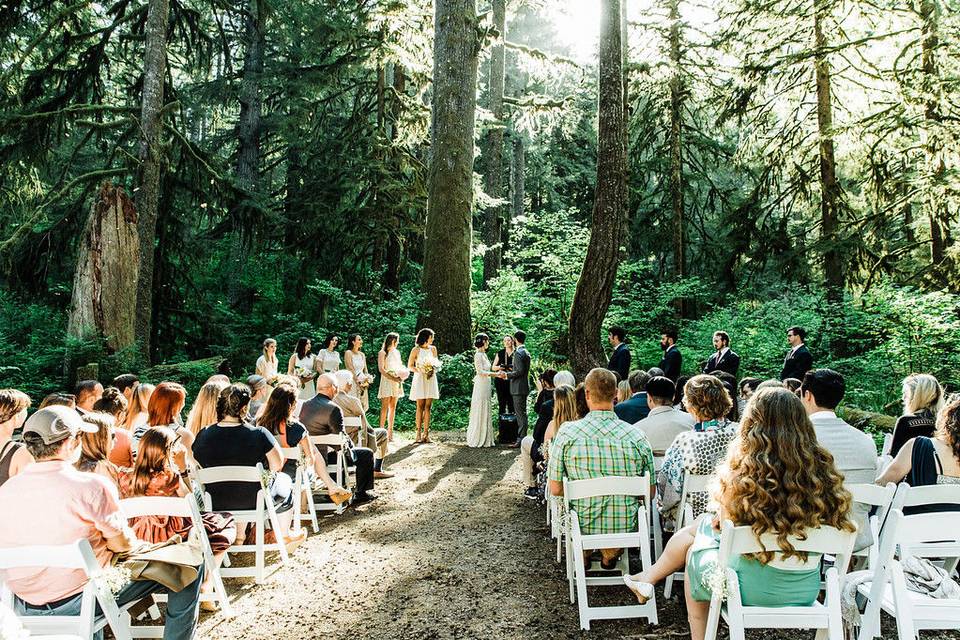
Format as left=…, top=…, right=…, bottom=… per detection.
left=889, top=373, right=945, bottom=456
left=76, top=412, right=120, bottom=487
left=624, top=387, right=855, bottom=640
left=185, top=379, right=229, bottom=437
left=543, top=385, right=579, bottom=458
left=256, top=338, right=279, bottom=379
left=122, top=382, right=155, bottom=431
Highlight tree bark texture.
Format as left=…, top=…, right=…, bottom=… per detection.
left=421, top=0, right=478, bottom=354
left=69, top=183, right=140, bottom=352
left=568, top=0, right=627, bottom=377
left=236, top=0, right=265, bottom=192
left=133, top=0, right=170, bottom=361
left=482, top=0, right=506, bottom=284
left=384, top=65, right=407, bottom=292
left=507, top=134, right=524, bottom=258
left=668, top=0, right=684, bottom=284
left=813, top=0, right=844, bottom=296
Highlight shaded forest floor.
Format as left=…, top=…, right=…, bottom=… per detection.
left=197, top=432, right=959, bottom=639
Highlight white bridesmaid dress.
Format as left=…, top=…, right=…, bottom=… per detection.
left=467, top=350, right=495, bottom=447
left=294, top=353, right=317, bottom=400
left=409, top=347, right=440, bottom=401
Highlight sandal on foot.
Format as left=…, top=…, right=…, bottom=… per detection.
left=622, top=576, right=654, bottom=604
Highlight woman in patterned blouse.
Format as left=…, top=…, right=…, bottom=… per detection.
left=657, top=375, right=738, bottom=531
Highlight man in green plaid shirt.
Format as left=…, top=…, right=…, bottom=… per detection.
left=548, top=368, right=655, bottom=564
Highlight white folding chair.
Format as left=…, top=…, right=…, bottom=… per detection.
left=343, top=416, right=363, bottom=447
left=664, top=473, right=713, bottom=598
left=704, top=520, right=857, bottom=640
left=846, top=482, right=897, bottom=569
left=281, top=446, right=320, bottom=533
left=881, top=433, right=893, bottom=457
left=193, top=463, right=289, bottom=583
left=0, top=539, right=132, bottom=640
left=563, top=474, right=658, bottom=630
left=651, top=456, right=666, bottom=561
left=119, top=494, right=235, bottom=630
left=887, top=483, right=960, bottom=575
left=859, top=508, right=960, bottom=640
left=309, top=434, right=353, bottom=514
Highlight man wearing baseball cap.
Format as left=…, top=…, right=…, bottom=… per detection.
left=0, top=406, right=203, bottom=639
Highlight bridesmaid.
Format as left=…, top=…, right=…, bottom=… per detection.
left=256, top=338, right=279, bottom=379
left=317, top=335, right=342, bottom=373
left=287, top=337, right=318, bottom=400
left=344, top=334, right=371, bottom=412
left=378, top=332, right=405, bottom=442
left=408, top=328, right=440, bottom=443
left=466, top=334, right=496, bottom=447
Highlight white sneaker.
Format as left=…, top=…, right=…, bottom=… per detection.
left=622, top=576, right=654, bottom=604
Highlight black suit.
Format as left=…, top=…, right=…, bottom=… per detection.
left=299, top=393, right=374, bottom=495
left=780, top=344, right=813, bottom=381
left=702, top=349, right=740, bottom=377
left=614, top=392, right=649, bottom=424
left=659, top=345, right=682, bottom=382
left=607, top=343, right=631, bottom=382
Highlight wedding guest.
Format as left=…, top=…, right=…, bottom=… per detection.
left=111, top=374, right=139, bottom=403
left=74, top=380, right=103, bottom=414
left=519, top=369, right=557, bottom=497
left=614, top=370, right=651, bottom=424
left=247, top=374, right=269, bottom=419
left=548, top=369, right=655, bottom=567
left=118, top=426, right=236, bottom=608
left=757, top=378, right=786, bottom=390
left=123, top=382, right=154, bottom=431
left=300, top=374, right=377, bottom=503
left=39, top=392, right=75, bottom=409
left=491, top=335, right=516, bottom=416
left=185, top=379, right=229, bottom=437
left=607, top=326, right=631, bottom=382
left=737, top=377, right=761, bottom=415
left=617, top=381, right=631, bottom=403
left=216, top=360, right=233, bottom=378
left=377, top=332, right=405, bottom=441
left=635, top=377, right=695, bottom=456
left=317, top=334, right=342, bottom=373
left=467, top=334, right=497, bottom=448
left=780, top=325, right=813, bottom=380
left=889, top=373, right=944, bottom=457
left=783, top=377, right=802, bottom=395
left=0, top=389, right=32, bottom=487
left=575, top=384, right=589, bottom=418
left=192, top=384, right=304, bottom=548
left=554, top=370, right=576, bottom=388
left=206, top=374, right=230, bottom=385
left=501, top=330, right=531, bottom=447
left=658, top=374, right=737, bottom=531
left=255, top=383, right=351, bottom=506
left=701, top=331, right=740, bottom=377
left=408, top=328, right=441, bottom=444
left=76, top=412, right=120, bottom=487
left=658, top=330, right=682, bottom=382
left=543, top=384, right=579, bottom=456
left=288, top=337, right=318, bottom=400
left=333, top=370, right=392, bottom=478
left=0, top=406, right=204, bottom=638
left=137, top=382, right=194, bottom=471
left=96, top=388, right=134, bottom=469
left=256, top=338, right=279, bottom=379
left=343, top=334, right=371, bottom=412
left=647, top=367, right=665, bottom=378
left=673, top=375, right=690, bottom=410
left=709, top=370, right=740, bottom=422
left=624, top=387, right=855, bottom=640
left=878, top=397, right=960, bottom=514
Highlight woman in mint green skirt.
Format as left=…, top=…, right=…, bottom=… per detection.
left=624, top=387, right=855, bottom=640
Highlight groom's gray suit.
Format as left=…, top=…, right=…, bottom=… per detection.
left=506, top=344, right=531, bottom=442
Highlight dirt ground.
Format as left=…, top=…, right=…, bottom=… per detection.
left=198, top=432, right=959, bottom=640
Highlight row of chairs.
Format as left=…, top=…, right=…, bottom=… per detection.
left=0, top=428, right=362, bottom=639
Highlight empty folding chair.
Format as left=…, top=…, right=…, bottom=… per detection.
left=281, top=446, right=320, bottom=533
left=664, top=473, right=713, bottom=598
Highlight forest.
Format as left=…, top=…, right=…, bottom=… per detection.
left=1, top=0, right=959, bottom=428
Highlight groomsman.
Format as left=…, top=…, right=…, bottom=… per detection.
left=607, top=326, right=631, bottom=381
left=780, top=326, right=813, bottom=381
left=702, top=331, right=740, bottom=377
left=658, top=330, right=682, bottom=382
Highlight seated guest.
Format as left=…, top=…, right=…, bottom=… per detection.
left=185, top=379, right=229, bottom=437
left=0, top=406, right=204, bottom=637
left=574, top=383, right=589, bottom=419
left=701, top=331, right=740, bottom=377
left=119, top=426, right=236, bottom=607
left=757, top=378, right=786, bottom=391
left=554, top=370, right=576, bottom=388
left=658, top=375, right=737, bottom=531
left=111, top=374, right=139, bottom=403
left=247, top=374, right=270, bottom=420
left=543, top=385, right=579, bottom=456
left=0, top=389, right=32, bottom=487
left=95, top=387, right=133, bottom=468
left=673, top=375, right=690, bottom=411
left=625, top=388, right=855, bottom=640
left=548, top=369, right=655, bottom=568
left=878, top=397, right=960, bottom=514
left=300, top=373, right=377, bottom=504
left=647, top=367, right=665, bottom=378
left=74, top=380, right=103, bottom=414
left=889, top=373, right=943, bottom=457
left=122, top=382, right=154, bottom=431
left=520, top=369, right=557, bottom=500
left=709, top=370, right=740, bottom=422
left=256, top=383, right=351, bottom=505
left=192, top=384, right=304, bottom=549
left=39, top=392, right=76, bottom=409
left=635, top=377, right=694, bottom=456
left=616, top=380, right=631, bottom=403
left=139, top=382, right=194, bottom=470
left=737, top=377, right=761, bottom=415
left=332, top=370, right=392, bottom=479
left=783, top=377, right=802, bottom=395
left=75, top=412, right=120, bottom=487
left=614, top=370, right=650, bottom=424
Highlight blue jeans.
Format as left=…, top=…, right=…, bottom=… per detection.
left=16, top=564, right=204, bottom=640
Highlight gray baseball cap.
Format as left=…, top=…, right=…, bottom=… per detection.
left=23, top=406, right=98, bottom=444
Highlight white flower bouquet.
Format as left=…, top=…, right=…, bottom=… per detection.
left=420, top=355, right=443, bottom=379
left=294, top=366, right=316, bottom=384
left=386, top=367, right=411, bottom=382
left=356, top=371, right=375, bottom=388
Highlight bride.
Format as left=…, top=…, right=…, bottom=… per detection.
left=467, top=333, right=496, bottom=447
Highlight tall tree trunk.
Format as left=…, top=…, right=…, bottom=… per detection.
left=667, top=0, right=685, bottom=314
left=814, top=0, right=844, bottom=297
left=568, top=0, right=627, bottom=376
left=133, top=0, right=170, bottom=361
left=69, top=183, right=140, bottom=352
left=507, top=134, right=524, bottom=259
left=384, top=65, right=407, bottom=293
left=482, top=0, right=506, bottom=284
left=236, top=0, right=265, bottom=193
left=421, top=0, right=478, bottom=354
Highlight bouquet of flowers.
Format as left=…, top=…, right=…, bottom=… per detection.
left=294, top=366, right=316, bottom=384
left=420, top=355, right=443, bottom=379
left=386, top=367, right=411, bottom=382
left=356, top=371, right=375, bottom=388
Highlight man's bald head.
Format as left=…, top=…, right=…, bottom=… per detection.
left=584, top=368, right=617, bottom=410
left=317, top=373, right=338, bottom=398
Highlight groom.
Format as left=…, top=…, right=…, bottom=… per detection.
left=502, top=330, right=531, bottom=447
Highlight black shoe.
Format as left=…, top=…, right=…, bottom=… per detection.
left=353, top=492, right=378, bottom=504
left=523, top=487, right=539, bottom=500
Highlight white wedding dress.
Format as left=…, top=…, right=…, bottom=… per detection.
left=466, top=350, right=495, bottom=447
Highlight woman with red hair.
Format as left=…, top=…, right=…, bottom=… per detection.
left=133, top=381, right=194, bottom=468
